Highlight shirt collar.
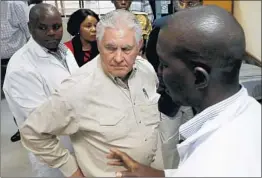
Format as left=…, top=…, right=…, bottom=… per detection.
left=41, top=43, right=68, bottom=60
left=179, top=85, right=248, bottom=139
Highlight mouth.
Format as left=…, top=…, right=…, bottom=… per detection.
left=114, top=66, right=126, bottom=69
left=46, top=40, right=59, bottom=44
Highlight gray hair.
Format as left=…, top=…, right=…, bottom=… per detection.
left=96, top=9, right=143, bottom=44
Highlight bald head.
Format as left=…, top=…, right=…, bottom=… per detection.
left=28, top=3, right=63, bottom=51
left=159, top=5, right=245, bottom=69
left=29, top=3, right=60, bottom=24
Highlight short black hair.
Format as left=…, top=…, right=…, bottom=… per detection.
left=29, top=3, right=59, bottom=26
left=67, top=9, right=99, bottom=36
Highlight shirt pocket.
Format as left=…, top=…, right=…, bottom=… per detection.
left=98, top=111, right=130, bottom=142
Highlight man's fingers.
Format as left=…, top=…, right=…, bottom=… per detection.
left=107, top=160, right=124, bottom=166
left=115, top=171, right=137, bottom=177
left=110, top=148, right=138, bottom=170
left=110, top=148, right=134, bottom=162
left=106, top=153, right=118, bottom=159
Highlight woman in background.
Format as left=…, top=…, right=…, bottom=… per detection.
left=65, top=9, right=99, bottom=67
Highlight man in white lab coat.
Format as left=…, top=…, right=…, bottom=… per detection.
left=3, top=3, right=79, bottom=177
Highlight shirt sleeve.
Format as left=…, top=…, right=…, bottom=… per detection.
left=13, top=2, right=31, bottom=39
left=4, top=70, right=48, bottom=126
left=4, top=70, right=80, bottom=176
left=19, top=89, right=80, bottom=177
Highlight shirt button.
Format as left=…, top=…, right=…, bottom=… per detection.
left=139, top=121, right=141, bottom=124
left=145, top=138, right=147, bottom=141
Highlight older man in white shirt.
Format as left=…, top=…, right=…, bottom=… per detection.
left=106, top=5, right=261, bottom=177
left=3, top=4, right=79, bottom=177
left=19, top=9, right=163, bottom=177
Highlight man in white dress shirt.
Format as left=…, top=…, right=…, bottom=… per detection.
left=3, top=4, right=79, bottom=177
left=107, top=5, right=261, bottom=177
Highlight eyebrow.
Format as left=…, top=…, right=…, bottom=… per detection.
left=122, top=45, right=133, bottom=49
left=105, top=43, right=116, bottom=47
left=38, top=22, right=62, bottom=26
left=86, top=22, right=96, bottom=25
left=38, top=23, right=47, bottom=26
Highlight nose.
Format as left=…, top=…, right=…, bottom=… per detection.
left=46, top=28, right=55, bottom=36
left=90, top=26, right=96, bottom=32
left=120, top=0, right=126, bottom=5
left=114, top=49, right=124, bottom=63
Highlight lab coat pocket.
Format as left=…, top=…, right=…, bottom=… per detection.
left=98, top=111, right=130, bottom=142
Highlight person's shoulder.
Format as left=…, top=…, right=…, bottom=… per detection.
left=132, top=11, right=148, bottom=15
left=64, top=40, right=74, bottom=54
left=8, top=44, right=31, bottom=69
left=57, top=56, right=100, bottom=99
left=153, top=15, right=171, bottom=28
left=62, top=55, right=99, bottom=85
left=246, top=96, right=261, bottom=115
left=135, top=56, right=156, bottom=75
left=64, top=40, right=72, bottom=48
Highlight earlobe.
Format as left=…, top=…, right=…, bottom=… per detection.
left=194, top=67, right=209, bottom=89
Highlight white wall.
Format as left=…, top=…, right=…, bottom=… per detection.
left=61, top=18, right=71, bottom=43
left=234, top=1, right=261, bottom=61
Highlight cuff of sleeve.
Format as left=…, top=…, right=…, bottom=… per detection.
left=59, top=154, right=79, bottom=177
left=164, top=169, right=177, bottom=177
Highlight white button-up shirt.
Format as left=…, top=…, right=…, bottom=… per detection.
left=165, top=86, right=261, bottom=177
left=20, top=55, right=163, bottom=177
left=3, top=37, right=79, bottom=177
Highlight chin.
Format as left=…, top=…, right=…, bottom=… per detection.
left=111, top=71, right=129, bottom=78
left=88, top=37, right=96, bottom=42
left=45, top=44, right=59, bottom=50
